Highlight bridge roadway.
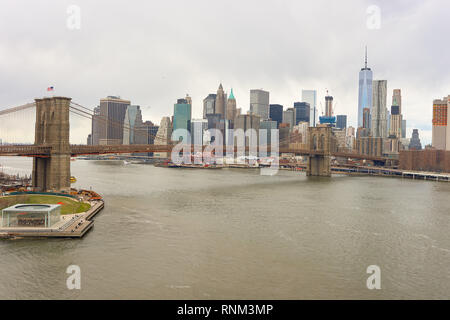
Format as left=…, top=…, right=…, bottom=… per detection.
left=0, top=144, right=390, bottom=162
left=0, top=145, right=52, bottom=156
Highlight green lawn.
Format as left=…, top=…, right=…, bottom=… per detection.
left=0, top=195, right=91, bottom=215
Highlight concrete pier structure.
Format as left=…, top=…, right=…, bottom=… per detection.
left=32, top=97, right=71, bottom=192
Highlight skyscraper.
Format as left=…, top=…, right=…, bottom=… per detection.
left=90, top=106, right=101, bottom=145
left=319, top=94, right=336, bottom=126
left=336, top=115, right=347, bottom=130
left=402, top=119, right=407, bottom=138
left=260, top=120, right=277, bottom=146
left=190, top=119, right=208, bottom=146
left=393, top=89, right=402, bottom=114
left=234, top=113, right=260, bottom=149
left=135, top=121, right=158, bottom=145
left=409, top=129, right=422, bottom=150
left=269, top=104, right=283, bottom=128
left=371, top=80, right=388, bottom=138
left=173, top=96, right=192, bottom=133
left=363, top=108, right=371, bottom=129
left=282, top=108, right=296, bottom=130
left=432, top=96, right=449, bottom=150
left=389, top=114, right=402, bottom=139
left=346, top=126, right=356, bottom=150
left=205, top=113, right=226, bottom=145
left=185, top=94, right=192, bottom=106
left=293, top=102, right=310, bottom=125
left=134, top=121, right=159, bottom=156
left=357, top=47, right=373, bottom=128
left=215, top=84, right=226, bottom=119
left=98, top=96, right=130, bottom=145
left=389, top=109, right=402, bottom=139
left=250, top=89, right=270, bottom=120
left=203, top=94, right=216, bottom=118
left=154, top=117, right=172, bottom=158
left=206, top=113, right=222, bottom=130
left=389, top=89, right=403, bottom=138
left=226, top=88, right=237, bottom=121
left=325, top=95, right=333, bottom=117
left=123, top=105, right=143, bottom=145
left=302, top=90, right=317, bottom=127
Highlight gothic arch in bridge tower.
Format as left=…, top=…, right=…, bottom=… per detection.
left=319, top=134, right=325, bottom=150
left=306, top=126, right=331, bottom=177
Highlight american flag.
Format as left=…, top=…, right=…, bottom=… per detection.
left=47, top=86, right=54, bottom=91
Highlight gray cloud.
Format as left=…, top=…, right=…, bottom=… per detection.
left=0, top=0, right=449, bottom=145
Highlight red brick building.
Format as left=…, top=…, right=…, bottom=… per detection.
left=399, top=149, right=450, bottom=173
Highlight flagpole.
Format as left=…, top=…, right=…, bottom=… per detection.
left=46, top=86, right=55, bottom=97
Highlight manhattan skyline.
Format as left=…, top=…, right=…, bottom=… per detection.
left=0, top=1, right=449, bottom=145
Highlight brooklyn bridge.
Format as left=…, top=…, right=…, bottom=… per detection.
left=0, top=96, right=393, bottom=192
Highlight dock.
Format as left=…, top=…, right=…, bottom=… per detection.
left=279, top=164, right=450, bottom=182
left=331, top=166, right=450, bottom=182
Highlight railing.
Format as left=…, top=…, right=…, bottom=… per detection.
left=8, top=191, right=77, bottom=198
left=70, top=144, right=174, bottom=155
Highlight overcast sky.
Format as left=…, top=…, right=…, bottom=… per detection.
left=0, top=0, right=449, bottom=144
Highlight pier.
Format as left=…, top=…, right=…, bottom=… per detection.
left=331, top=165, right=450, bottom=181
left=0, top=199, right=104, bottom=239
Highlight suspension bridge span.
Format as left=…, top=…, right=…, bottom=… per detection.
left=0, top=96, right=393, bottom=191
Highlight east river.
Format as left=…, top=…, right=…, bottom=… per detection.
left=0, top=156, right=449, bottom=299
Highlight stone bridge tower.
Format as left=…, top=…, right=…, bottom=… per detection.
left=32, top=97, right=71, bottom=192
left=306, top=126, right=332, bottom=177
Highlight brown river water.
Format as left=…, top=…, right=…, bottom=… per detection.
left=0, top=156, right=449, bottom=299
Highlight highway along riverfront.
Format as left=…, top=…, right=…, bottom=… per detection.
left=0, top=156, right=449, bottom=299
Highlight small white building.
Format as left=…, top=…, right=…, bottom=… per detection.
left=1, top=204, right=61, bottom=228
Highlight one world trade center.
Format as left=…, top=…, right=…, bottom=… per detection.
left=357, top=47, right=373, bottom=128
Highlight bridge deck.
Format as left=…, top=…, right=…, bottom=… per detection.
left=0, top=144, right=390, bottom=162
left=0, top=145, right=51, bottom=156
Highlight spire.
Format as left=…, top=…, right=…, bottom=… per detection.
left=218, top=83, right=223, bottom=90
left=365, top=46, right=368, bottom=69
left=361, top=46, right=371, bottom=71
left=229, top=88, right=235, bottom=100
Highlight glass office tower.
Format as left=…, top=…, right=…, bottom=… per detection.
left=302, top=90, right=317, bottom=127
left=173, top=98, right=192, bottom=133
left=358, top=48, right=373, bottom=128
